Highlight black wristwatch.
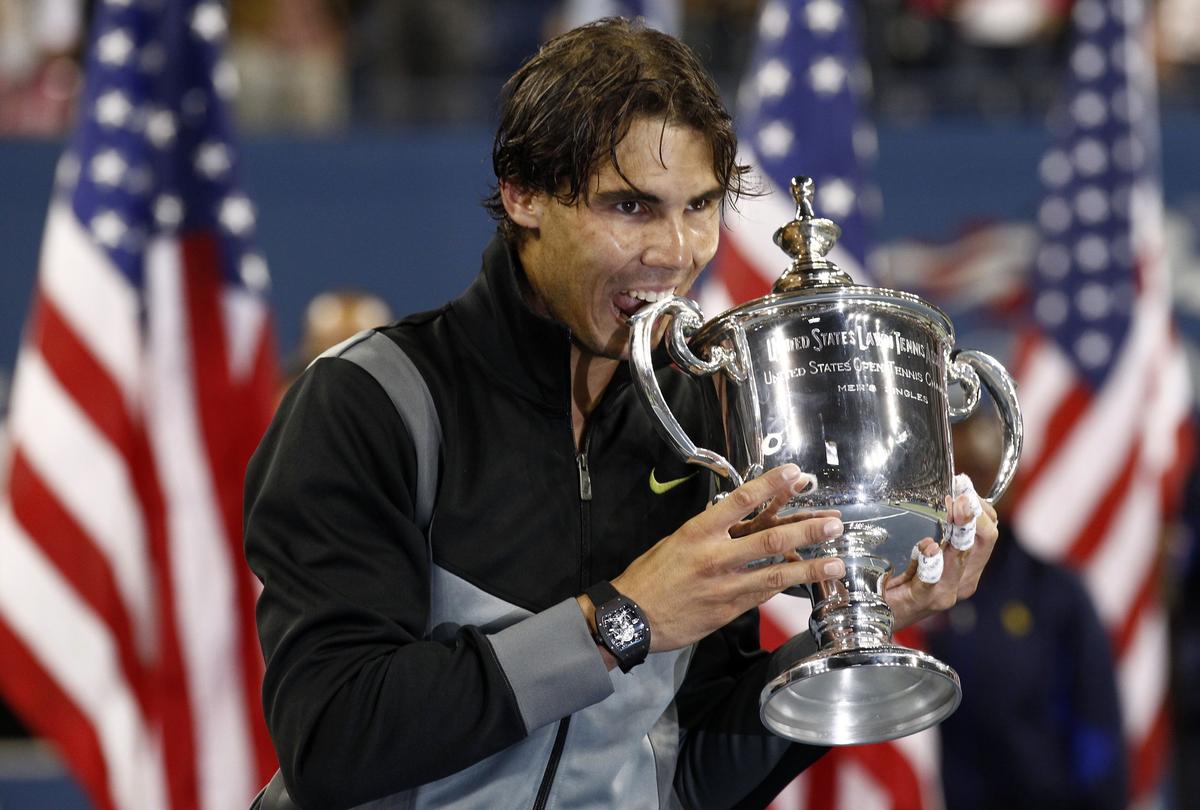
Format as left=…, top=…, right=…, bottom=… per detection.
left=585, top=581, right=650, bottom=674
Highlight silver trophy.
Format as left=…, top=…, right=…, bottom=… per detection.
left=629, top=177, right=1022, bottom=745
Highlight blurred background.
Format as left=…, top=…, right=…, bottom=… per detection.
left=0, top=0, right=1198, bottom=808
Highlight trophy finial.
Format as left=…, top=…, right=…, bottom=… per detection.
left=791, top=177, right=816, bottom=219
left=772, top=176, right=852, bottom=291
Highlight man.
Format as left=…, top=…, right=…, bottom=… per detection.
left=244, top=18, right=997, bottom=809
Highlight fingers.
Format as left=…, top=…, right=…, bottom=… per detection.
left=695, top=464, right=816, bottom=535
left=730, top=514, right=844, bottom=570
left=912, top=539, right=944, bottom=584
left=744, top=557, right=846, bottom=604
left=948, top=474, right=983, bottom=550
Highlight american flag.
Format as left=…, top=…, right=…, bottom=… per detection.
left=701, top=0, right=880, bottom=317
left=1011, top=0, right=1193, bottom=803
left=0, top=1, right=278, bottom=808
left=704, top=1, right=945, bottom=808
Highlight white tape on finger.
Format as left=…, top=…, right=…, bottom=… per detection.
left=951, top=473, right=982, bottom=551
left=912, top=543, right=944, bottom=584
left=953, top=474, right=983, bottom=518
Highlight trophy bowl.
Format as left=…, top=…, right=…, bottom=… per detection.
left=629, top=177, right=1023, bottom=745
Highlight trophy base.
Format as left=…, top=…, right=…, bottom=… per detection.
left=760, top=645, right=961, bottom=746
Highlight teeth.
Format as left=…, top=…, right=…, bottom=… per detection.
left=626, top=288, right=675, bottom=303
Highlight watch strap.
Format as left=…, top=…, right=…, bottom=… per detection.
left=584, top=581, right=621, bottom=616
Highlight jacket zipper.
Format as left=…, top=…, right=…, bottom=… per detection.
left=532, top=716, right=571, bottom=810
left=576, top=431, right=594, bottom=590
left=533, top=416, right=595, bottom=809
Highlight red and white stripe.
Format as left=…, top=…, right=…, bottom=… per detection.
left=1012, top=175, right=1192, bottom=804
left=0, top=199, right=278, bottom=809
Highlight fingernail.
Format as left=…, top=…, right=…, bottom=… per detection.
left=779, top=464, right=802, bottom=482
left=823, top=518, right=843, bottom=538
left=823, top=559, right=845, bottom=577
left=791, top=473, right=817, bottom=496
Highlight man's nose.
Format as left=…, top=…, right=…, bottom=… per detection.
left=642, top=215, right=689, bottom=271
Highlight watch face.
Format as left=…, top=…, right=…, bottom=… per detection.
left=599, top=603, right=647, bottom=651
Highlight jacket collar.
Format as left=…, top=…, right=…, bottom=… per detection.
left=448, top=234, right=576, bottom=413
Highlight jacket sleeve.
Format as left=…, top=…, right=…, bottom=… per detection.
left=244, top=358, right=613, bottom=809
left=673, top=608, right=827, bottom=809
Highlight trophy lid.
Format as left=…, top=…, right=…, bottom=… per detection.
left=772, top=176, right=854, bottom=292
left=692, top=174, right=955, bottom=348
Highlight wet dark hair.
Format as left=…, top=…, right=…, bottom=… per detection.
left=484, top=17, right=751, bottom=243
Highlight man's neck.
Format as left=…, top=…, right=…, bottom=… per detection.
left=570, top=344, right=620, bottom=450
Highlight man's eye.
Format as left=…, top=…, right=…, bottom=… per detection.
left=689, top=198, right=713, bottom=212
left=616, top=200, right=644, bottom=215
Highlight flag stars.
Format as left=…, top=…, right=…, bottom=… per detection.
left=1075, top=187, right=1109, bottom=224
left=1112, top=135, right=1143, bottom=170
left=195, top=141, right=232, bottom=179
left=1071, top=43, right=1106, bottom=80
left=756, top=59, right=792, bottom=98
left=1037, top=244, right=1071, bottom=279
left=154, top=194, right=184, bottom=228
left=804, top=0, right=843, bottom=33
left=1072, top=138, right=1108, bottom=176
left=1075, top=234, right=1110, bottom=270
left=240, top=254, right=271, bottom=292
left=191, top=2, right=228, bottom=42
left=1040, top=149, right=1073, bottom=187
left=817, top=178, right=856, bottom=218
left=809, top=56, right=847, bottom=96
left=1075, top=331, right=1112, bottom=368
left=95, top=89, right=133, bottom=127
left=853, top=123, right=878, bottom=161
left=1073, top=0, right=1107, bottom=30
left=91, top=210, right=128, bottom=248
left=55, top=153, right=81, bottom=190
left=759, top=1, right=790, bottom=40
left=1035, top=290, right=1070, bottom=325
left=1071, top=91, right=1107, bottom=128
left=1077, top=282, right=1113, bottom=319
left=1111, top=87, right=1142, bottom=121
left=219, top=195, right=256, bottom=235
left=1039, top=197, right=1072, bottom=233
left=89, top=149, right=128, bottom=187
left=145, top=109, right=177, bottom=148
left=757, top=120, right=794, bottom=157
left=97, top=28, right=136, bottom=67
left=213, top=59, right=240, bottom=100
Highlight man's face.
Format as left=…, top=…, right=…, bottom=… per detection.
left=514, top=117, right=723, bottom=361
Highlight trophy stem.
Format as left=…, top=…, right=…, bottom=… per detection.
left=807, top=526, right=895, bottom=652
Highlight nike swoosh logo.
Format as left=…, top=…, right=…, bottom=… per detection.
left=649, top=468, right=698, bottom=495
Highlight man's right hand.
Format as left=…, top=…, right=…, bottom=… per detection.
left=609, top=464, right=846, bottom=653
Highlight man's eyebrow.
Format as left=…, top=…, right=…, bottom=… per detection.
left=591, top=186, right=725, bottom=206
left=592, top=188, right=661, bottom=205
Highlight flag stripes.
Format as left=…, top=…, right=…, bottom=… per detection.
left=0, top=2, right=279, bottom=806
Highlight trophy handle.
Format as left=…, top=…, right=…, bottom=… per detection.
left=948, top=349, right=1024, bottom=501
left=630, top=296, right=745, bottom=487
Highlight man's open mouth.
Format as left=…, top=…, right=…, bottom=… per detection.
left=614, top=288, right=676, bottom=321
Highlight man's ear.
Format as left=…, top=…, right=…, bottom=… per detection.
left=499, top=181, right=544, bottom=230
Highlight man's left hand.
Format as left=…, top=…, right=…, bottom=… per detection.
left=884, top=475, right=999, bottom=631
